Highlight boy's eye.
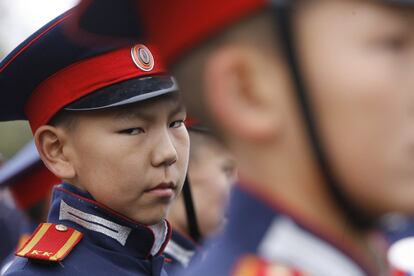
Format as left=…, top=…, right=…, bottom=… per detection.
left=170, top=120, right=184, bottom=128
left=383, top=37, right=407, bottom=51
left=120, top=128, right=144, bottom=135
left=378, top=33, right=410, bottom=53
left=221, top=159, right=237, bottom=181
left=222, top=164, right=236, bottom=179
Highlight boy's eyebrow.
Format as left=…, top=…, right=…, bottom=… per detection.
left=119, top=109, right=153, bottom=122
left=112, top=98, right=185, bottom=122
left=169, top=101, right=186, bottom=117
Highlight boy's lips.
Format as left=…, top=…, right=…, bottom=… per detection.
left=144, top=182, right=176, bottom=197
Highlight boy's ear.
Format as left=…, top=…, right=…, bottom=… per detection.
left=202, top=45, right=283, bottom=144
left=34, top=125, right=75, bottom=180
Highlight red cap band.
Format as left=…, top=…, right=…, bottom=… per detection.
left=25, top=45, right=166, bottom=131
left=138, top=0, right=266, bottom=65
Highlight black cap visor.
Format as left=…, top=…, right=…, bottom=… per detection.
left=64, top=75, right=178, bottom=111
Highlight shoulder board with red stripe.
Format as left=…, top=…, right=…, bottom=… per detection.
left=232, top=255, right=308, bottom=276
left=16, top=223, right=83, bottom=262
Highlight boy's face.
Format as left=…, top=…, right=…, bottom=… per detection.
left=175, top=0, right=414, bottom=215
left=64, top=95, right=189, bottom=225
left=188, top=134, right=236, bottom=236
left=296, top=1, right=414, bottom=214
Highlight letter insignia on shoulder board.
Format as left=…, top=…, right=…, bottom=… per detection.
left=16, top=223, right=82, bottom=262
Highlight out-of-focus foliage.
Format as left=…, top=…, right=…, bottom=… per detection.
left=0, top=121, right=33, bottom=160
left=0, top=0, right=77, bottom=159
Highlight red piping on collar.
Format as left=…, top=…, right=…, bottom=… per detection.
left=143, top=219, right=172, bottom=259
left=157, top=220, right=173, bottom=256
left=56, top=186, right=151, bottom=229
left=56, top=186, right=171, bottom=259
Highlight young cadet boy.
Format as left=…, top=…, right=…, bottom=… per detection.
left=73, top=0, right=414, bottom=275
left=0, top=11, right=189, bottom=276
left=164, top=120, right=236, bottom=272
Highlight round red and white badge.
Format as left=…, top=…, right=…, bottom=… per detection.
left=131, top=44, right=154, bottom=72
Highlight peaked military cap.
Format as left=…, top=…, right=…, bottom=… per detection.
left=0, top=8, right=177, bottom=131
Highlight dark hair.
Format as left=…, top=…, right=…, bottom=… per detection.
left=48, top=109, right=79, bottom=130
left=189, top=130, right=219, bottom=162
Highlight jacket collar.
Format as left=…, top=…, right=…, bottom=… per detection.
left=224, top=184, right=373, bottom=276
left=48, top=183, right=171, bottom=259
left=164, top=229, right=197, bottom=267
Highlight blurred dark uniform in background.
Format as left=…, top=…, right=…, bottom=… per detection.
left=0, top=154, right=25, bottom=266
left=0, top=141, right=59, bottom=274
left=0, top=204, right=26, bottom=269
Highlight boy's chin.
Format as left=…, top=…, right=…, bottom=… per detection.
left=131, top=211, right=168, bottom=226
left=141, top=217, right=167, bottom=226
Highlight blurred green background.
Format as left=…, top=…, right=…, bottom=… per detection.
left=0, top=35, right=33, bottom=159
left=0, top=121, right=32, bottom=159
left=0, top=0, right=77, bottom=161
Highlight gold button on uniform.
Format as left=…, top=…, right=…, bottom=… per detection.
left=55, top=224, right=68, bottom=232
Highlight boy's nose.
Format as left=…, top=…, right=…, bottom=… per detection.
left=151, top=131, right=178, bottom=167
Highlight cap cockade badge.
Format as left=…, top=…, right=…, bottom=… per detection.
left=131, top=44, right=154, bottom=72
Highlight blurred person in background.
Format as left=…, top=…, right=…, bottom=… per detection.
left=0, top=141, right=59, bottom=274
left=0, top=152, right=26, bottom=267
left=0, top=201, right=24, bottom=269
left=73, top=0, right=414, bottom=274
left=164, top=120, right=236, bottom=273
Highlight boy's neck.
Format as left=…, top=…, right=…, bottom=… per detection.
left=62, top=178, right=87, bottom=192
